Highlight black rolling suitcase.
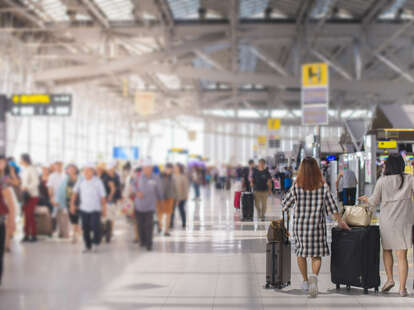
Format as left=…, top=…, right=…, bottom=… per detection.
left=265, top=212, right=291, bottom=289
left=241, top=192, right=254, bottom=221
left=331, top=226, right=380, bottom=294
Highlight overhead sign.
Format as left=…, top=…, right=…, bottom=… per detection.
left=378, top=140, right=397, bottom=149
left=302, top=63, right=328, bottom=87
left=10, top=94, right=72, bottom=116
left=135, top=92, right=155, bottom=116
left=301, top=63, right=329, bottom=126
left=267, top=118, right=281, bottom=130
left=113, top=146, right=139, bottom=160
left=168, top=148, right=188, bottom=154
left=257, top=136, right=267, bottom=146
left=188, top=130, right=197, bottom=141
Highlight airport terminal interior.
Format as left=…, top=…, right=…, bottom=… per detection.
left=1, top=0, right=414, bottom=309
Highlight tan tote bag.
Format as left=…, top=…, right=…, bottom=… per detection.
left=342, top=204, right=374, bottom=227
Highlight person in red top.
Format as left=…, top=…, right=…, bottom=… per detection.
left=0, top=155, right=20, bottom=286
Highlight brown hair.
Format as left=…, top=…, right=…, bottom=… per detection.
left=296, top=157, right=324, bottom=191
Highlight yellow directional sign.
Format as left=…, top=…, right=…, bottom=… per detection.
left=302, top=63, right=328, bottom=87
left=267, top=118, right=281, bottom=130
left=378, top=140, right=397, bottom=149
left=257, top=136, right=267, bottom=146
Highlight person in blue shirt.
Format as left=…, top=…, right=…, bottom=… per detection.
left=71, top=164, right=106, bottom=253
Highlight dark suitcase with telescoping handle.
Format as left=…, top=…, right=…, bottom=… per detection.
left=241, top=192, right=254, bottom=221
left=331, top=226, right=380, bottom=294
left=265, top=211, right=291, bottom=289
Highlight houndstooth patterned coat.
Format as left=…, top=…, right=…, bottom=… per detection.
left=281, top=183, right=338, bottom=257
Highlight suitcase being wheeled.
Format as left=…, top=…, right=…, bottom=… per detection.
left=331, top=226, right=380, bottom=294
left=241, top=192, right=254, bottom=221
left=34, top=206, right=53, bottom=237
left=265, top=212, right=291, bottom=289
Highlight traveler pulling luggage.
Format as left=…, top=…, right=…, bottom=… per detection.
left=331, top=226, right=380, bottom=294
left=265, top=211, right=291, bottom=289
left=241, top=192, right=254, bottom=221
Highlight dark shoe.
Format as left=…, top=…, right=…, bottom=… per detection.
left=146, top=245, right=153, bottom=251
left=21, top=236, right=30, bottom=243
left=164, top=232, right=171, bottom=237
left=30, top=236, right=38, bottom=242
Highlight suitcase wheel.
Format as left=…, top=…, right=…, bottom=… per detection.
left=375, top=287, right=379, bottom=293
left=363, top=288, right=369, bottom=295
left=336, top=284, right=340, bottom=290
left=287, top=281, right=291, bottom=286
left=265, top=283, right=271, bottom=289
left=276, top=284, right=283, bottom=290
left=346, top=285, right=351, bottom=291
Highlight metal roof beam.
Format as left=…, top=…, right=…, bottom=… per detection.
left=250, top=46, right=289, bottom=76
left=34, top=32, right=227, bottom=83
left=80, top=0, right=110, bottom=29
left=310, top=48, right=353, bottom=80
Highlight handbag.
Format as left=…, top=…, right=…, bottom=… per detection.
left=267, top=212, right=289, bottom=243
left=342, top=204, right=373, bottom=227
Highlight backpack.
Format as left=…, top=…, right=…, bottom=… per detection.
left=267, top=218, right=289, bottom=243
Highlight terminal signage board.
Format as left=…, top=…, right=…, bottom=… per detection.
left=377, top=140, right=397, bottom=149
left=113, top=146, right=139, bottom=160
left=10, top=94, right=72, bottom=116
left=301, top=63, right=329, bottom=126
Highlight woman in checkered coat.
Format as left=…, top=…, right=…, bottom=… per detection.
left=282, top=157, right=350, bottom=297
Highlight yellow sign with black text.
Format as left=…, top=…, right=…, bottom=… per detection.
left=302, top=63, right=328, bottom=87
left=267, top=118, right=281, bottom=130
left=378, top=140, right=397, bottom=149
left=257, top=136, right=267, bottom=146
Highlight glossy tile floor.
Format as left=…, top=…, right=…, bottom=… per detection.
left=1, top=187, right=414, bottom=309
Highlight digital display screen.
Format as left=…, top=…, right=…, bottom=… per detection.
left=10, top=94, right=72, bottom=116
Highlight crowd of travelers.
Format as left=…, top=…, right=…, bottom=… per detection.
left=0, top=153, right=413, bottom=300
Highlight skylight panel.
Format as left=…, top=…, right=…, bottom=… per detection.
left=95, top=0, right=134, bottom=20
left=168, top=0, right=200, bottom=19
left=22, top=0, right=69, bottom=21
left=379, top=0, right=406, bottom=19
left=240, top=0, right=269, bottom=18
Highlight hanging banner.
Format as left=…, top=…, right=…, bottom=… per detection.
left=188, top=130, right=197, bottom=141
left=301, top=63, right=329, bottom=125
left=135, top=92, right=155, bottom=116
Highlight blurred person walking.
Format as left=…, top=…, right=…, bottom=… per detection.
left=171, top=163, right=189, bottom=229
left=71, top=164, right=107, bottom=253
left=191, top=167, right=202, bottom=200
left=157, top=163, right=175, bottom=236
left=337, top=165, right=358, bottom=205
left=47, top=161, right=67, bottom=236
left=282, top=157, right=350, bottom=298
left=0, top=157, right=18, bottom=252
left=20, top=154, right=40, bottom=242
left=360, top=154, right=414, bottom=297
left=131, top=160, right=161, bottom=251
left=57, top=164, right=81, bottom=243
left=242, top=160, right=255, bottom=192
left=0, top=156, right=19, bottom=286
left=101, top=162, right=122, bottom=242
left=252, top=159, right=272, bottom=221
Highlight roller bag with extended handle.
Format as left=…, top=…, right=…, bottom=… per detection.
left=331, top=226, right=380, bottom=294
left=265, top=211, right=291, bottom=289
left=241, top=192, right=254, bottom=221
